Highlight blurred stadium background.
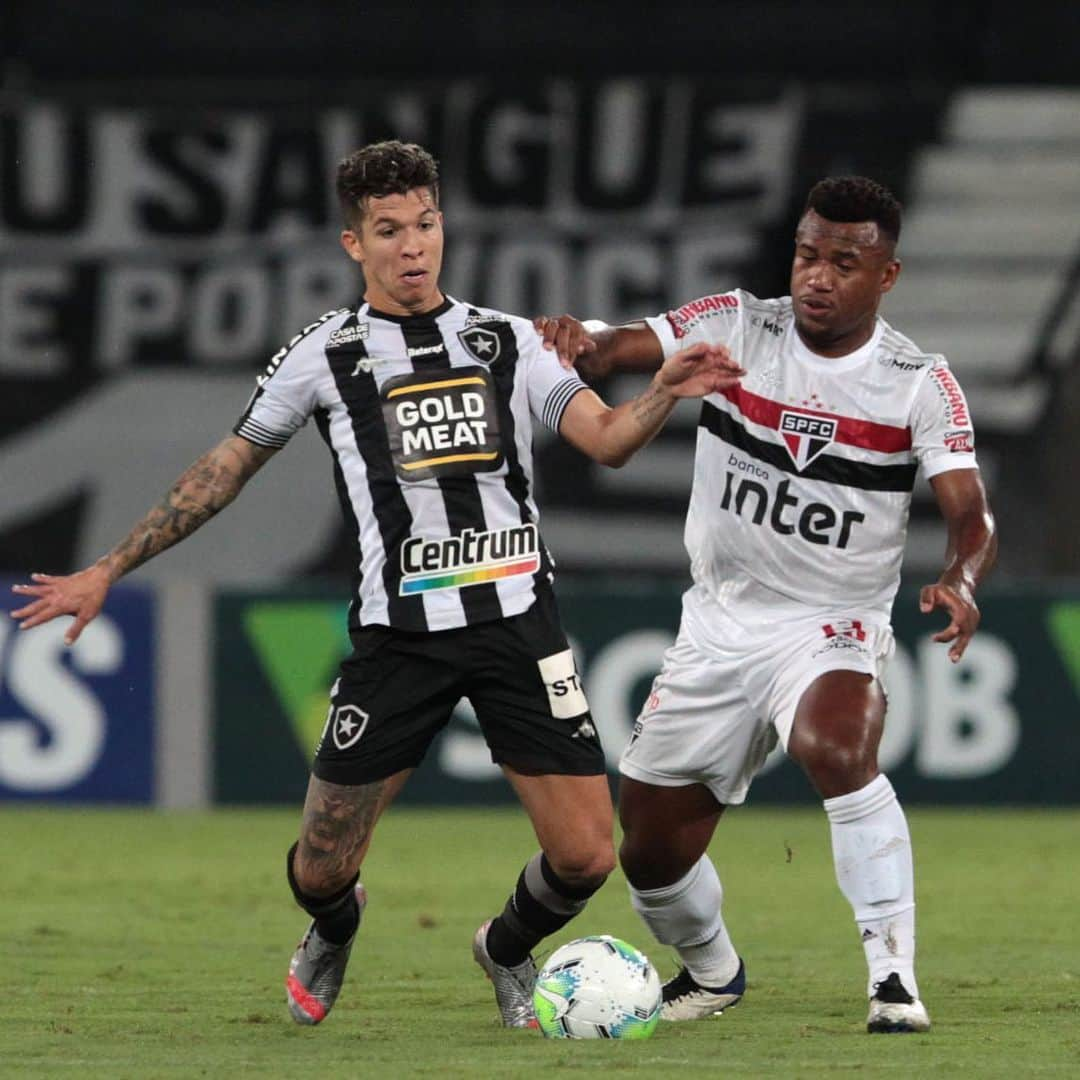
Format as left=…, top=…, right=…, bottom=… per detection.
left=1, top=1, right=1078, bottom=809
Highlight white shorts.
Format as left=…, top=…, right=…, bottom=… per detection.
left=619, top=585, right=894, bottom=805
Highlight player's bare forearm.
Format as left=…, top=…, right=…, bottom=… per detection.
left=939, top=502, right=998, bottom=595
left=931, top=469, right=997, bottom=594
left=10, top=435, right=275, bottom=644
left=576, top=324, right=664, bottom=383
left=559, top=342, right=743, bottom=467
left=534, top=315, right=663, bottom=382
left=98, top=435, right=276, bottom=582
left=921, top=468, right=997, bottom=662
left=594, top=378, right=681, bottom=466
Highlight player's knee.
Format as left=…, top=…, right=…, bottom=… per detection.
left=792, top=736, right=876, bottom=795
left=619, top=837, right=687, bottom=891
left=548, top=843, right=616, bottom=891
left=290, top=840, right=358, bottom=899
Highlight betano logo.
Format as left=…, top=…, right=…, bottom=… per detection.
left=399, top=524, right=540, bottom=595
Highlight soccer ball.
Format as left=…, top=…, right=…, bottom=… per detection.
left=533, top=935, right=661, bottom=1039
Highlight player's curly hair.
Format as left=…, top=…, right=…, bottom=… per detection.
left=336, top=141, right=440, bottom=228
left=803, top=176, right=902, bottom=247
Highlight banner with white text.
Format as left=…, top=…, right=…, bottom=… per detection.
left=0, top=578, right=156, bottom=802
left=212, top=582, right=1080, bottom=805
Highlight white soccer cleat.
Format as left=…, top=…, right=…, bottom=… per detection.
left=660, top=958, right=745, bottom=1021
left=866, top=972, right=931, bottom=1033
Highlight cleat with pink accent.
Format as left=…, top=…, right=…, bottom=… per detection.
left=286, top=883, right=367, bottom=1026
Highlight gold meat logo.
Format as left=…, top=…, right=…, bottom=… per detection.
left=382, top=367, right=503, bottom=481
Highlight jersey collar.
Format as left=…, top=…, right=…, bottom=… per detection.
left=359, top=295, right=455, bottom=325
left=790, top=315, right=884, bottom=374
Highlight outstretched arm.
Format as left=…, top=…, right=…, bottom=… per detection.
left=10, top=434, right=277, bottom=644
left=534, top=316, right=664, bottom=382
left=922, top=468, right=997, bottom=663
left=557, top=341, right=744, bottom=467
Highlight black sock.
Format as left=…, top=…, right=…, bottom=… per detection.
left=315, top=891, right=360, bottom=945
left=485, top=852, right=604, bottom=967
left=286, top=841, right=360, bottom=946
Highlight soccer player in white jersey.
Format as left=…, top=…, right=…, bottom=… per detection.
left=8, top=141, right=744, bottom=1031
left=537, top=176, right=997, bottom=1033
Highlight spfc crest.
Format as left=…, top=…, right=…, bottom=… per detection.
left=457, top=325, right=501, bottom=365
left=779, top=409, right=837, bottom=471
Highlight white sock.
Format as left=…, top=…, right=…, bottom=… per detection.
left=628, top=856, right=740, bottom=988
left=825, top=773, right=918, bottom=998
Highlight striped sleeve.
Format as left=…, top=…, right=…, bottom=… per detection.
left=233, top=331, right=330, bottom=448
left=520, top=327, right=589, bottom=432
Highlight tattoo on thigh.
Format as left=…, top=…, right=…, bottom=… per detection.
left=299, top=777, right=385, bottom=880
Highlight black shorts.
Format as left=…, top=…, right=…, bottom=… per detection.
left=312, top=589, right=605, bottom=786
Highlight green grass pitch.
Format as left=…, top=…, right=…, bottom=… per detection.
left=3, top=805, right=1078, bottom=1078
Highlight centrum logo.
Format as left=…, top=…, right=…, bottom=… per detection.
left=400, top=524, right=540, bottom=595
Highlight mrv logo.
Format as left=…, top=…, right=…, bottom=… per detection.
left=400, top=523, right=540, bottom=595
left=383, top=368, right=503, bottom=482
left=779, top=409, right=837, bottom=471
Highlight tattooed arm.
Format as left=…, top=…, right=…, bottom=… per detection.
left=557, top=341, right=744, bottom=467
left=10, top=435, right=277, bottom=644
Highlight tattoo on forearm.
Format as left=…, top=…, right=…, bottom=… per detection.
left=630, top=383, right=674, bottom=429
left=299, top=778, right=386, bottom=884
left=103, top=440, right=266, bottom=578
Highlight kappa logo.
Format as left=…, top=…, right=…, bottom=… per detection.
left=331, top=704, right=369, bottom=750
left=458, top=326, right=501, bottom=364
left=351, top=356, right=390, bottom=376
left=779, top=409, right=837, bottom=470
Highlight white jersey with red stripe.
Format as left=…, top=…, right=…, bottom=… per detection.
left=647, top=289, right=978, bottom=625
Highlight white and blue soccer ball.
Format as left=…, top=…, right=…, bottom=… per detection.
left=533, top=935, right=661, bottom=1039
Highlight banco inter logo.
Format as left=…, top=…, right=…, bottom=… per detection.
left=779, top=409, right=837, bottom=471
left=399, top=523, right=540, bottom=596
left=382, top=367, right=503, bottom=482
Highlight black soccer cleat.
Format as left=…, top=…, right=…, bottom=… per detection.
left=866, top=971, right=931, bottom=1033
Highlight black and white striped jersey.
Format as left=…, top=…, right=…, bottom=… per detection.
left=234, top=296, right=588, bottom=632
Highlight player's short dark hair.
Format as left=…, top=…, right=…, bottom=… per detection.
left=803, top=176, right=902, bottom=247
left=336, top=141, right=440, bottom=228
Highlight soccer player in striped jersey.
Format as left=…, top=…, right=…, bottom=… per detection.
left=537, top=177, right=997, bottom=1033
left=9, top=141, right=743, bottom=1031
